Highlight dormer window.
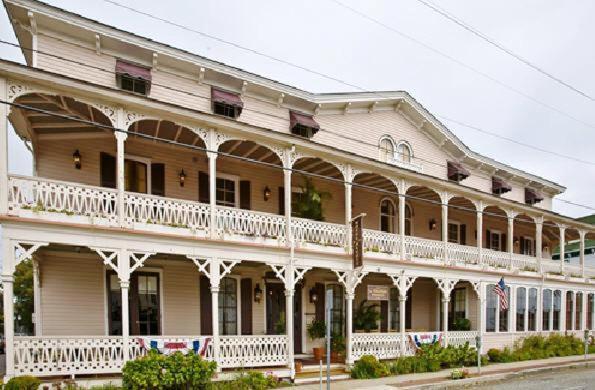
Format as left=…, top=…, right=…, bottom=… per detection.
left=492, top=177, right=512, bottom=195
left=525, top=188, right=544, bottom=205
left=379, top=136, right=395, bottom=162
left=396, top=141, right=412, bottom=163
left=290, top=111, right=319, bottom=139
left=211, top=88, right=243, bottom=119
left=447, top=161, right=470, bottom=182
left=115, top=59, right=151, bottom=95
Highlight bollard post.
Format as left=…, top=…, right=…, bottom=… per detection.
left=475, top=335, right=482, bottom=376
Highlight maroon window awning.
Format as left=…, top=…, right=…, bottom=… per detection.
left=447, top=161, right=470, bottom=182
left=115, top=59, right=152, bottom=82
left=290, top=111, right=320, bottom=135
left=211, top=88, right=244, bottom=111
left=525, top=188, right=544, bottom=205
left=492, top=177, right=512, bottom=195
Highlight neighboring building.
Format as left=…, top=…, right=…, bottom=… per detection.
left=554, top=215, right=595, bottom=268
left=0, top=0, right=594, bottom=383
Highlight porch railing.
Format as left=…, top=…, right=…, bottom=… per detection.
left=219, top=335, right=288, bottom=368
left=351, top=333, right=404, bottom=361
left=217, top=206, right=286, bottom=241
left=481, top=248, right=511, bottom=269
left=363, top=229, right=400, bottom=254
left=511, top=253, right=539, bottom=272
left=446, top=242, right=479, bottom=265
left=292, top=217, right=347, bottom=248
left=404, top=235, right=444, bottom=260
left=447, top=331, right=479, bottom=347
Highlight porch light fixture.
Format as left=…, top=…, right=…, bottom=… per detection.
left=72, top=150, right=82, bottom=169
left=179, top=169, right=186, bottom=187
left=429, top=218, right=437, bottom=231
left=264, top=186, right=271, bottom=201
left=309, top=287, right=319, bottom=303
left=254, top=283, right=262, bottom=303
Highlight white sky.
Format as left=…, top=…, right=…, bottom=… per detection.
left=1, top=0, right=594, bottom=218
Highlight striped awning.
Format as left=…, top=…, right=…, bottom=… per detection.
left=492, top=177, right=512, bottom=195
left=115, top=59, right=151, bottom=82
left=447, top=161, right=470, bottom=182
left=525, top=188, right=544, bottom=205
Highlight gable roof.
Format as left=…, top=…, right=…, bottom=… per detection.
left=4, top=0, right=565, bottom=194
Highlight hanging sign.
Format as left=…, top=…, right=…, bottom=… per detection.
left=367, top=285, right=389, bottom=301
left=351, top=214, right=365, bottom=269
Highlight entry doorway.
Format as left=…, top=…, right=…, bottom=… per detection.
left=265, top=282, right=303, bottom=353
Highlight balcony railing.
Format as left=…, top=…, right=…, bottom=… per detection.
left=5, top=175, right=579, bottom=276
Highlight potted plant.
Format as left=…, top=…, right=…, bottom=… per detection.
left=293, top=177, right=331, bottom=221
left=330, top=332, right=345, bottom=362
left=307, top=319, right=326, bottom=361
left=353, top=300, right=380, bottom=332
left=451, top=318, right=471, bottom=331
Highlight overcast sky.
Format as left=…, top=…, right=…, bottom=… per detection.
left=1, top=0, right=594, bottom=218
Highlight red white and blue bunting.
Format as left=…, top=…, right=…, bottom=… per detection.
left=137, top=337, right=211, bottom=356
left=409, top=332, right=442, bottom=349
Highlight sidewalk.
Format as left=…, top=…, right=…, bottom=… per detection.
left=293, top=355, right=595, bottom=389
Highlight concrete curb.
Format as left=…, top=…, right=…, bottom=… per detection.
left=402, top=359, right=593, bottom=389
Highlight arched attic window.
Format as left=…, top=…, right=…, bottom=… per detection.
left=379, top=136, right=395, bottom=163
left=396, top=141, right=413, bottom=163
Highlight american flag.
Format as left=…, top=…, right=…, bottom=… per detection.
left=493, top=277, right=508, bottom=310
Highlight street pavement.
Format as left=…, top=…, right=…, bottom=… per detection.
left=477, top=365, right=595, bottom=389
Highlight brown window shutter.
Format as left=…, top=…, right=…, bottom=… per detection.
left=405, top=289, right=412, bottom=330
left=460, top=224, right=466, bottom=245
left=485, top=229, right=491, bottom=249
left=198, top=171, right=210, bottom=203
left=501, top=234, right=507, bottom=252
left=239, top=180, right=251, bottom=210
left=100, top=152, right=116, bottom=189
left=314, top=283, right=325, bottom=322
left=151, top=163, right=165, bottom=196
left=200, top=275, right=212, bottom=335
left=380, top=301, right=388, bottom=332
left=241, top=278, right=253, bottom=335
left=278, top=186, right=285, bottom=215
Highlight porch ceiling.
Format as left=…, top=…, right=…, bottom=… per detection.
left=219, top=140, right=282, bottom=166
left=293, top=157, right=342, bottom=179
left=353, top=172, right=396, bottom=192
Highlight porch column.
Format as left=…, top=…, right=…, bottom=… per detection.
left=0, top=77, right=8, bottom=214
left=559, top=225, right=566, bottom=274
left=507, top=213, right=514, bottom=267
left=399, top=194, right=406, bottom=259
left=476, top=206, right=483, bottom=265
left=442, top=296, right=449, bottom=346
left=208, top=151, right=217, bottom=239
left=115, top=131, right=128, bottom=227
left=571, top=291, right=576, bottom=331
left=346, top=293, right=354, bottom=365
left=560, top=289, right=567, bottom=332
left=579, top=231, right=586, bottom=278
left=2, top=239, right=15, bottom=379
left=119, top=250, right=131, bottom=363
left=510, top=286, right=517, bottom=333
left=441, top=199, right=448, bottom=263
left=535, top=218, right=543, bottom=273
left=536, top=286, right=542, bottom=332
left=399, top=295, right=407, bottom=354
left=476, top=282, right=486, bottom=353
left=285, top=288, right=295, bottom=376
left=582, top=291, right=588, bottom=331
left=345, top=182, right=352, bottom=252
left=32, top=257, right=42, bottom=336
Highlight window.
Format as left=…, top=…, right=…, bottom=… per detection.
left=396, top=142, right=412, bottom=163
left=588, top=293, right=594, bottom=330
left=380, top=198, right=396, bottom=233
left=219, top=278, right=238, bottom=336
left=328, top=284, right=344, bottom=336
left=292, top=124, right=316, bottom=138
left=137, top=274, right=160, bottom=335
left=447, top=222, right=466, bottom=245
left=553, top=290, right=561, bottom=331
left=379, top=137, right=395, bottom=162
left=576, top=292, right=583, bottom=330
left=216, top=175, right=238, bottom=207
left=214, top=102, right=240, bottom=119
left=520, top=237, right=534, bottom=256
left=528, top=288, right=537, bottom=331
left=499, top=286, right=510, bottom=332
left=449, top=288, right=466, bottom=327
left=566, top=291, right=573, bottom=330
left=542, top=289, right=552, bottom=331
left=490, top=231, right=503, bottom=251
left=120, top=75, right=148, bottom=95
left=486, top=284, right=497, bottom=332
left=404, top=204, right=413, bottom=236
left=516, top=287, right=526, bottom=331
left=389, top=288, right=400, bottom=332
left=125, top=158, right=148, bottom=193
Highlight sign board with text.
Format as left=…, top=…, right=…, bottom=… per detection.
left=352, top=214, right=364, bottom=269
left=367, top=285, right=389, bottom=301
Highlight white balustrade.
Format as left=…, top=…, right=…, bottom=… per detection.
left=130, top=336, right=214, bottom=361
left=14, top=336, right=125, bottom=377
left=565, top=263, right=583, bottom=278
left=292, top=217, right=347, bottom=248
left=446, top=242, right=479, bottom=265
left=351, top=333, right=403, bottom=361
left=404, top=236, right=444, bottom=260
left=218, top=335, right=288, bottom=368
left=447, top=331, right=479, bottom=348
left=8, top=175, right=117, bottom=224
left=217, top=206, right=286, bottom=241
left=541, top=259, right=563, bottom=275
left=124, top=192, right=210, bottom=231
left=363, top=229, right=400, bottom=254
left=511, top=253, right=539, bottom=272
left=481, top=248, right=511, bottom=269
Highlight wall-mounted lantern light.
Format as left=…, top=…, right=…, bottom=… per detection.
left=254, top=283, right=262, bottom=303
left=72, top=150, right=82, bottom=169
left=309, top=287, right=319, bottom=303
left=428, top=218, right=437, bottom=231
left=264, top=186, right=271, bottom=201
left=179, top=169, right=186, bottom=187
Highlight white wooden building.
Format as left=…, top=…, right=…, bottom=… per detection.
left=1, top=0, right=595, bottom=382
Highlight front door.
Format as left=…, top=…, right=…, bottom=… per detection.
left=266, top=283, right=286, bottom=334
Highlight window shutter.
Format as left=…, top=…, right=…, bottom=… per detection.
left=533, top=240, right=537, bottom=256
left=151, top=163, right=165, bottom=196
left=380, top=301, right=388, bottom=332
left=100, top=152, right=116, bottom=189
left=240, top=278, right=253, bottom=335
left=239, top=180, right=251, bottom=210
left=501, top=234, right=507, bottom=252
left=460, top=224, right=467, bottom=245
left=200, top=275, right=212, bottom=335
left=278, top=187, right=285, bottom=215
left=519, top=237, right=525, bottom=254
left=405, top=290, right=412, bottom=330
left=198, top=171, right=210, bottom=203
left=486, top=230, right=491, bottom=249
left=314, top=283, right=325, bottom=322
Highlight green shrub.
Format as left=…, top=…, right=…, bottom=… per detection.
left=451, top=318, right=471, bottom=331
left=351, top=355, right=389, bottom=379
left=226, top=371, right=279, bottom=389
left=122, top=350, right=216, bottom=389
left=5, top=375, right=42, bottom=390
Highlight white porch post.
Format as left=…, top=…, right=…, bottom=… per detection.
left=441, top=194, right=449, bottom=263
left=208, top=151, right=217, bottom=239
left=571, top=291, right=576, bottom=331
left=119, top=249, right=131, bottom=363
left=210, top=259, right=221, bottom=371
left=344, top=182, right=352, bottom=252
left=32, top=257, right=42, bottom=336
left=434, top=278, right=457, bottom=347
left=510, top=286, right=517, bottom=333
left=507, top=213, right=514, bottom=267
left=535, top=218, right=543, bottom=273
left=579, top=231, right=586, bottom=279
left=398, top=194, right=406, bottom=259
left=582, top=291, right=587, bottom=331
left=2, top=239, right=15, bottom=379
left=0, top=77, right=8, bottom=214
left=399, top=295, right=407, bottom=353
left=285, top=288, right=295, bottom=375
left=536, top=286, right=542, bottom=332
left=283, top=149, right=293, bottom=246
left=560, top=289, right=567, bottom=332
left=115, top=130, right=128, bottom=227
left=346, top=292, right=354, bottom=365
left=476, top=204, right=483, bottom=265
left=559, top=225, right=566, bottom=274
left=475, top=282, right=486, bottom=353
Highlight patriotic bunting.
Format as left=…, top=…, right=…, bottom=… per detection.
left=137, top=337, right=211, bottom=356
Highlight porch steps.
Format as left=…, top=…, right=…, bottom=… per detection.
left=294, top=365, right=350, bottom=384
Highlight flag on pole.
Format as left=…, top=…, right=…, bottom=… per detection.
left=493, top=277, right=508, bottom=310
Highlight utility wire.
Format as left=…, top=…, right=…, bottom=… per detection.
left=412, top=0, right=595, bottom=102
left=3, top=98, right=587, bottom=231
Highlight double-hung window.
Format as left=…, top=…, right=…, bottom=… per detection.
left=216, top=174, right=239, bottom=207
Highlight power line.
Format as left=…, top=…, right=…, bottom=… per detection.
left=412, top=0, right=595, bottom=102
left=3, top=98, right=588, bottom=231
